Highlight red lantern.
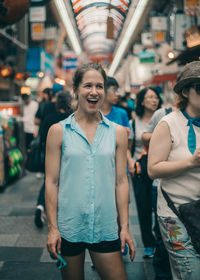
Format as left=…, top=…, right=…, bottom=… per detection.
left=0, top=0, right=30, bottom=26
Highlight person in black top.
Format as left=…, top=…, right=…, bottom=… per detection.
left=35, top=87, right=53, bottom=126
left=34, top=90, right=73, bottom=228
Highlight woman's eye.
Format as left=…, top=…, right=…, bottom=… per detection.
left=97, top=85, right=103, bottom=89
left=85, top=84, right=91, bottom=88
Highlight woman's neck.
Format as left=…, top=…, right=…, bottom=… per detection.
left=185, top=105, right=200, bottom=118
left=101, top=102, right=112, bottom=115
left=74, top=110, right=102, bottom=124
left=141, top=110, right=154, bottom=123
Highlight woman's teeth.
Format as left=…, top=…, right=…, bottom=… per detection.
left=87, top=99, right=98, bottom=104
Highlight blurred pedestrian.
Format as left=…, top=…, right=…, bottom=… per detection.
left=35, top=87, right=53, bottom=127
left=22, top=94, right=38, bottom=151
left=45, top=63, right=135, bottom=280
left=34, top=90, right=73, bottom=228
left=128, top=87, right=162, bottom=258
left=148, top=61, right=200, bottom=279
left=101, top=77, right=130, bottom=133
left=117, top=95, right=133, bottom=120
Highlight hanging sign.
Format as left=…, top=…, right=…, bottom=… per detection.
left=63, top=56, right=78, bottom=70
left=153, top=31, right=166, bottom=43
left=184, top=0, right=200, bottom=17
left=151, top=17, right=168, bottom=31
left=106, top=16, right=114, bottom=39
left=45, top=26, right=57, bottom=40
left=45, top=40, right=55, bottom=55
left=138, top=51, right=155, bottom=64
left=31, top=23, right=44, bottom=41
left=174, top=13, right=192, bottom=50
left=29, top=6, right=46, bottom=22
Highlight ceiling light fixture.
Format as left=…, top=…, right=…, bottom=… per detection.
left=108, top=0, right=150, bottom=76
left=54, top=0, right=82, bottom=55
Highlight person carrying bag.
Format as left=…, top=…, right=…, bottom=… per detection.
left=148, top=61, right=200, bottom=280
left=161, top=187, right=200, bottom=254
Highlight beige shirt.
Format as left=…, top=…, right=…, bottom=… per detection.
left=23, top=100, right=38, bottom=134
left=157, top=110, right=200, bottom=217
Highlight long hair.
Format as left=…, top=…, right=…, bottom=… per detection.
left=135, top=87, right=162, bottom=117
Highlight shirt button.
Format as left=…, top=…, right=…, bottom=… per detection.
left=91, top=203, right=94, bottom=206
left=91, top=186, right=94, bottom=189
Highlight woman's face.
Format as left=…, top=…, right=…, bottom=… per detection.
left=186, top=86, right=200, bottom=114
left=75, top=69, right=105, bottom=114
left=142, top=89, right=160, bottom=113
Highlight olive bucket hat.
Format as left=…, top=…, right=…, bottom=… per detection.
left=174, top=61, right=200, bottom=93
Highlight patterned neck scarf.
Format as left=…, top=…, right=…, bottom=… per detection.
left=181, top=109, right=200, bottom=154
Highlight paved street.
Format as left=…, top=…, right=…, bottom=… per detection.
left=0, top=172, right=155, bottom=280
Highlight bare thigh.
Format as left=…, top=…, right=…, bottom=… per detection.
left=89, top=251, right=127, bottom=280
left=61, top=252, right=85, bottom=280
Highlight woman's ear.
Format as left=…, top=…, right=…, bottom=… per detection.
left=182, top=88, right=189, bottom=99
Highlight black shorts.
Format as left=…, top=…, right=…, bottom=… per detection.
left=61, top=237, right=121, bottom=257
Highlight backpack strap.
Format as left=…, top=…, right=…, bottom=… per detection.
left=161, top=187, right=181, bottom=219
left=131, top=119, right=136, bottom=157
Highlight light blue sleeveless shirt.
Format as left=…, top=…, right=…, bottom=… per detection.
left=58, top=113, right=118, bottom=243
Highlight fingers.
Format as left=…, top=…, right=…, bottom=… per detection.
left=126, top=238, right=135, bottom=261
left=57, top=238, right=61, bottom=255
left=47, top=236, right=61, bottom=259
left=120, top=238, right=125, bottom=254
left=47, top=242, right=58, bottom=259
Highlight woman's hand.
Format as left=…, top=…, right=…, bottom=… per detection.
left=47, top=227, right=61, bottom=259
left=190, top=147, right=200, bottom=167
left=120, top=227, right=135, bottom=262
left=127, top=158, right=135, bottom=176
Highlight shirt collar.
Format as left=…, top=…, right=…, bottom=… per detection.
left=65, top=111, right=110, bottom=129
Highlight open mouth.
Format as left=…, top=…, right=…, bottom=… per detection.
left=87, top=98, right=98, bottom=104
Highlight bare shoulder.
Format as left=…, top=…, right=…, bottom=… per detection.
left=48, top=122, right=63, bottom=135
left=116, top=124, right=127, bottom=135
left=116, top=125, right=128, bottom=145
left=152, top=120, right=170, bottom=137
left=47, top=123, right=63, bottom=144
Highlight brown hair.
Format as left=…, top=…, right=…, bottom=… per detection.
left=174, top=86, right=190, bottom=110
left=73, top=62, right=107, bottom=92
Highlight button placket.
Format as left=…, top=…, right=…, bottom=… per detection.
left=88, top=150, right=95, bottom=242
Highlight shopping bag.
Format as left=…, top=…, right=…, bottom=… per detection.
left=26, top=136, right=45, bottom=173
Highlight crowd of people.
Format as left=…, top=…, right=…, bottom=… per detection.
left=21, top=61, right=200, bottom=280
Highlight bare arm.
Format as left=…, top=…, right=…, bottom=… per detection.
left=142, top=132, right=152, bottom=147
left=148, top=121, right=200, bottom=179
left=115, top=125, right=135, bottom=261
left=45, top=123, right=63, bottom=259
left=34, top=117, right=41, bottom=126
left=127, top=139, right=135, bottom=176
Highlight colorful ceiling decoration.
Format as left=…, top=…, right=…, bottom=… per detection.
left=70, top=0, right=131, bottom=61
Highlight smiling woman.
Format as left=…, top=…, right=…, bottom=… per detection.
left=45, top=62, right=135, bottom=280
